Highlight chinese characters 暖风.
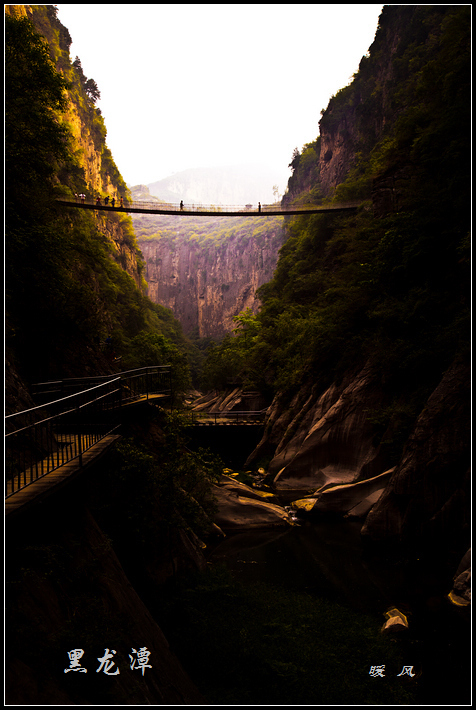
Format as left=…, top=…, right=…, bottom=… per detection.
left=369, top=665, right=416, bottom=678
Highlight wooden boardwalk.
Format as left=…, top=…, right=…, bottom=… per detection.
left=5, top=366, right=172, bottom=519
left=5, top=435, right=121, bottom=519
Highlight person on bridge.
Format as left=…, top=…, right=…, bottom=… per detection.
left=111, top=197, right=116, bottom=207
left=80, top=193, right=85, bottom=203
left=104, top=196, right=109, bottom=205
left=180, top=200, right=184, bottom=211
left=96, top=196, right=101, bottom=206
left=120, top=196, right=124, bottom=207
left=258, top=202, right=261, bottom=213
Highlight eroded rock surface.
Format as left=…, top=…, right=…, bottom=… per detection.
left=291, top=468, right=394, bottom=518
left=253, top=364, right=389, bottom=492
left=212, top=475, right=293, bottom=531
left=361, top=356, right=470, bottom=555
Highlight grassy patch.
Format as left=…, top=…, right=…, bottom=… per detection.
left=157, top=565, right=418, bottom=705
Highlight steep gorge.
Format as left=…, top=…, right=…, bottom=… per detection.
left=137, top=212, right=285, bottom=338
left=5, top=4, right=471, bottom=705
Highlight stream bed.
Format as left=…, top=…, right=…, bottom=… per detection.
left=183, top=427, right=471, bottom=704
left=205, top=507, right=471, bottom=705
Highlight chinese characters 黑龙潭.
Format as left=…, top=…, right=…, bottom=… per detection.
left=64, top=647, right=152, bottom=676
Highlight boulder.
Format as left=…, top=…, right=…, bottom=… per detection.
left=291, top=497, right=318, bottom=513
left=381, top=607, right=409, bottom=634
left=311, top=468, right=394, bottom=516
left=345, top=488, right=385, bottom=519
left=289, top=469, right=392, bottom=519
left=448, top=548, right=471, bottom=607
left=212, top=475, right=293, bottom=531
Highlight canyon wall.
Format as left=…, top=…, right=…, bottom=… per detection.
left=138, top=218, right=284, bottom=338
left=245, top=5, right=471, bottom=571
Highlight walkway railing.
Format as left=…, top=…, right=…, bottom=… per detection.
left=31, top=365, right=172, bottom=403
left=186, top=409, right=268, bottom=425
left=56, top=197, right=362, bottom=216
left=5, top=366, right=171, bottom=498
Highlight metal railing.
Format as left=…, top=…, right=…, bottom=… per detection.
left=5, top=366, right=172, bottom=498
left=31, top=366, right=172, bottom=403
left=56, top=196, right=362, bottom=215
left=186, top=409, right=268, bottom=426
left=5, top=379, right=121, bottom=497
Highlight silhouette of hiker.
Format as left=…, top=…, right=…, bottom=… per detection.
left=111, top=197, right=116, bottom=207
left=96, top=196, right=101, bottom=205
left=105, top=335, right=115, bottom=359
left=258, top=202, right=261, bottom=213
left=180, top=200, right=184, bottom=211
left=120, top=196, right=124, bottom=207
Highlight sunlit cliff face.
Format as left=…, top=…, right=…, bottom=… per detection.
left=139, top=226, right=284, bottom=338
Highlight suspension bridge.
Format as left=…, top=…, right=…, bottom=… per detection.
left=56, top=197, right=362, bottom=217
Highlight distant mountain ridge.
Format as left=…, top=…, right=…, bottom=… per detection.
left=144, top=164, right=289, bottom=206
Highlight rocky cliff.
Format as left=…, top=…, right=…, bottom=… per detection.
left=138, top=215, right=285, bottom=338
left=286, top=6, right=456, bottom=205
left=244, top=5, right=471, bottom=574
left=6, top=4, right=144, bottom=291
left=247, top=355, right=470, bottom=562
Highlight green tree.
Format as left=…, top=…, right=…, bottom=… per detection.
left=84, top=78, right=101, bottom=103
left=128, top=333, right=191, bottom=399
left=5, top=14, right=72, bottom=215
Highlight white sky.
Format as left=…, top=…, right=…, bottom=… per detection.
left=56, top=4, right=383, bottom=189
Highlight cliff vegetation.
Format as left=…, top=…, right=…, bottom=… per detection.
left=5, top=7, right=195, bottom=390
left=204, top=5, right=470, bottom=409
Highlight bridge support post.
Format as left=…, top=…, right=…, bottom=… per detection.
left=77, top=404, right=82, bottom=467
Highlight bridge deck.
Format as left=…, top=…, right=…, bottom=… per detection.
left=186, top=417, right=265, bottom=426
left=5, top=435, right=121, bottom=518
left=57, top=198, right=361, bottom=217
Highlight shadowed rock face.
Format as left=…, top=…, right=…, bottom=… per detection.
left=361, top=356, right=471, bottom=556
left=247, top=354, right=470, bottom=564
left=258, top=364, right=389, bottom=492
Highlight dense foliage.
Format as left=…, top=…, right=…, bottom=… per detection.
left=5, top=13, right=194, bottom=387
left=201, top=5, right=470, bottom=426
